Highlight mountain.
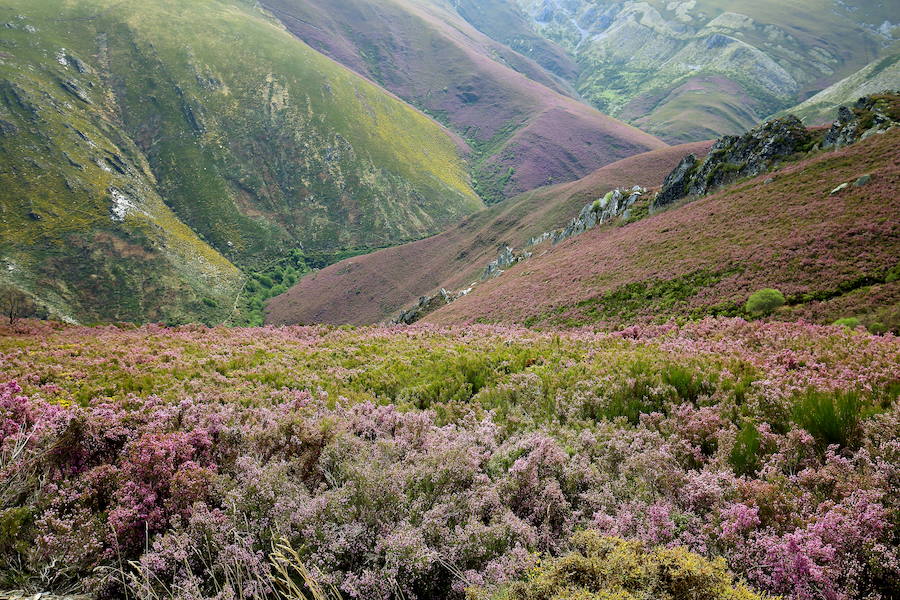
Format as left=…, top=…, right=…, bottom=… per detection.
left=422, top=109, right=900, bottom=331
left=259, top=0, right=667, bottom=202
left=511, top=0, right=899, bottom=142
left=265, top=140, right=712, bottom=326
left=786, top=51, right=900, bottom=124
left=0, top=0, right=480, bottom=324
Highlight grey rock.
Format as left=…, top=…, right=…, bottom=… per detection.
left=482, top=245, right=527, bottom=280
left=393, top=286, right=472, bottom=324
left=853, top=174, right=872, bottom=187
left=830, top=182, right=849, bottom=195
left=655, top=116, right=811, bottom=208
left=59, top=78, right=90, bottom=103
left=823, top=92, right=899, bottom=149
left=654, top=153, right=698, bottom=208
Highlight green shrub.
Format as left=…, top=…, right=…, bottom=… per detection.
left=744, top=289, right=785, bottom=317
left=884, top=261, right=900, bottom=283
left=662, top=365, right=711, bottom=405
left=868, top=322, right=888, bottom=335
left=599, top=363, right=667, bottom=425
left=792, top=389, right=863, bottom=450
left=729, top=421, right=762, bottom=477
left=832, top=317, right=860, bottom=329
left=474, top=532, right=771, bottom=600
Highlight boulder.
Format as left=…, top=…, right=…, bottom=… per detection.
left=830, top=182, right=849, bottom=195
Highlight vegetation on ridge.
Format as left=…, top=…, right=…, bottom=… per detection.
left=0, top=0, right=480, bottom=325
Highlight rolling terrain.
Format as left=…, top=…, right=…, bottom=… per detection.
left=266, top=141, right=712, bottom=326
left=260, top=0, right=667, bottom=201
left=424, top=125, right=900, bottom=331
left=0, top=0, right=481, bottom=323
left=512, top=0, right=899, bottom=141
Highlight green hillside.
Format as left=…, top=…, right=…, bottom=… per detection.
left=0, top=0, right=480, bottom=323
left=786, top=51, right=900, bottom=125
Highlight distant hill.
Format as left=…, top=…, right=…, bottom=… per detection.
left=786, top=52, right=900, bottom=125
left=260, top=0, right=667, bottom=202
left=0, top=0, right=480, bottom=324
left=265, top=141, right=712, bottom=326
left=510, top=0, right=899, bottom=142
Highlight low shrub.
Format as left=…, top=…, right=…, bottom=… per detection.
left=745, top=289, right=785, bottom=317
left=729, top=421, right=762, bottom=477
left=479, top=532, right=771, bottom=600
left=832, top=317, right=861, bottom=329
left=791, top=389, right=864, bottom=450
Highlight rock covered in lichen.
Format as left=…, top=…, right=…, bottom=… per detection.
left=655, top=115, right=812, bottom=208
left=822, top=92, right=900, bottom=149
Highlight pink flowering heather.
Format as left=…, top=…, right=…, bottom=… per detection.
left=0, top=318, right=896, bottom=599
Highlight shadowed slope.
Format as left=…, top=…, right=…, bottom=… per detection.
left=260, top=0, right=667, bottom=201
left=266, top=142, right=711, bottom=326
left=424, top=130, right=900, bottom=329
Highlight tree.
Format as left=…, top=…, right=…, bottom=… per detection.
left=0, top=285, right=39, bottom=325
left=745, top=288, right=785, bottom=317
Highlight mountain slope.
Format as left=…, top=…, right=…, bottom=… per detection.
left=513, top=0, right=899, bottom=142
left=260, top=0, right=667, bottom=201
left=265, top=141, right=711, bottom=326
left=424, top=127, right=900, bottom=330
left=0, top=0, right=480, bottom=323
left=786, top=52, right=900, bottom=125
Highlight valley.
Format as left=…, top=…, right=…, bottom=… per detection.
left=0, top=2, right=898, bottom=599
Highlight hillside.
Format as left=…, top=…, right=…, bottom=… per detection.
left=786, top=52, right=900, bottom=124
left=423, top=125, right=900, bottom=330
left=266, top=141, right=712, bottom=326
left=260, top=0, right=667, bottom=201
left=512, top=0, right=899, bottom=142
left=0, top=0, right=481, bottom=324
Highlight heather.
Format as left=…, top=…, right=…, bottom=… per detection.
left=427, top=129, right=900, bottom=330
left=0, top=319, right=898, bottom=599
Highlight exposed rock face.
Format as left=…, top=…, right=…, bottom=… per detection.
left=0, top=119, right=17, bottom=136
left=482, top=244, right=531, bottom=280
left=552, top=186, right=645, bottom=244
left=654, top=154, right=698, bottom=207
left=654, top=116, right=811, bottom=208
left=394, top=287, right=471, bottom=324
left=822, top=92, right=899, bottom=149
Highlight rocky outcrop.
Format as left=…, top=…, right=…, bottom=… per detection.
left=822, top=92, right=899, bottom=149
left=392, top=186, right=647, bottom=323
left=654, top=155, right=698, bottom=207
left=654, top=116, right=812, bottom=208
left=393, top=287, right=471, bottom=324
left=482, top=245, right=530, bottom=280
left=552, top=186, right=645, bottom=244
